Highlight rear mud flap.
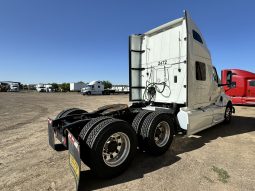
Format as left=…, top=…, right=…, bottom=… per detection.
left=48, top=119, right=56, bottom=150
left=67, top=130, right=81, bottom=191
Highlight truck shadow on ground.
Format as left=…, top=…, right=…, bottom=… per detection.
left=54, top=144, right=67, bottom=151
left=172, top=115, right=255, bottom=155
left=78, top=115, right=254, bottom=191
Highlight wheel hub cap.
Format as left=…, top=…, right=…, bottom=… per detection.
left=154, top=121, right=170, bottom=147
left=102, top=132, right=130, bottom=167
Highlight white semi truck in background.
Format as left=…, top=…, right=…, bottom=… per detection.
left=48, top=11, right=235, bottom=190
left=45, top=84, right=53, bottom=92
left=9, top=83, right=20, bottom=92
left=36, top=84, right=52, bottom=92
left=81, top=80, right=115, bottom=95
left=36, top=84, right=46, bottom=92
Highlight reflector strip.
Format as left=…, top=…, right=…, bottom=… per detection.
left=68, top=133, right=79, bottom=152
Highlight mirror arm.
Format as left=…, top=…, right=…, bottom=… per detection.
left=218, top=83, right=229, bottom=87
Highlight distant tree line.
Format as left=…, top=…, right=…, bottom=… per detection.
left=49, top=83, right=70, bottom=92
left=102, top=80, right=112, bottom=89
left=20, top=81, right=113, bottom=92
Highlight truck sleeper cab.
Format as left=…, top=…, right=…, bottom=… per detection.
left=47, top=11, right=234, bottom=190
left=129, top=11, right=233, bottom=135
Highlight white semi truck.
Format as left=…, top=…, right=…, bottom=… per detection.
left=81, top=80, right=115, bottom=95
left=36, top=84, right=53, bottom=92
left=48, top=11, right=235, bottom=189
left=45, top=84, right=53, bottom=92
left=36, top=84, right=46, bottom=92
left=9, top=83, right=20, bottom=92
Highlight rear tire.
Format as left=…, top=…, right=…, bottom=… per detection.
left=79, top=117, right=112, bottom=165
left=132, top=110, right=152, bottom=134
left=79, top=117, right=111, bottom=141
left=56, top=108, right=87, bottom=119
left=56, top=108, right=76, bottom=119
left=140, top=112, right=174, bottom=156
left=132, top=110, right=152, bottom=150
left=51, top=108, right=87, bottom=150
left=86, top=118, right=137, bottom=178
left=224, top=104, right=232, bottom=124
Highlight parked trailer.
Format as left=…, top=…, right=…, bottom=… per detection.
left=48, top=11, right=235, bottom=190
left=111, top=85, right=129, bottom=94
left=222, top=69, right=255, bottom=105
left=70, top=82, right=87, bottom=92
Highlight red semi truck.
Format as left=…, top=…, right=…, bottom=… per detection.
left=222, top=69, right=255, bottom=105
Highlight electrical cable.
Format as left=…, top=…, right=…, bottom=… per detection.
left=143, top=65, right=171, bottom=102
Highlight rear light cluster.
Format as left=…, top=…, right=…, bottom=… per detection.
left=62, top=136, right=67, bottom=146
left=68, top=133, right=80, bottom=153
left=48, top=118, right=53, bottom=125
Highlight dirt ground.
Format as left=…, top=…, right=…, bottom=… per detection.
left=0, top=92, right=254, bottom=191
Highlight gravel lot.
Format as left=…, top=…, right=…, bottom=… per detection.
left=0, top=92, right=254, bottom=191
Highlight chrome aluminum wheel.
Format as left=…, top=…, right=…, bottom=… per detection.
left=102, top=132, right=130, bottom=167
left=154, top=121, right=171, bottom=147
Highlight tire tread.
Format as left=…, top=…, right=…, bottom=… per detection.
left=132, top=110, right=151, bottom=134
left=86, top=118, right=120, bottom=148
left=141, top=111, right=164, bottom=138
left=79, top=116, right=111, bottom=141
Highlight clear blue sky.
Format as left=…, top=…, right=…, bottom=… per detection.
left=0, top=0, right=254, bottom=84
